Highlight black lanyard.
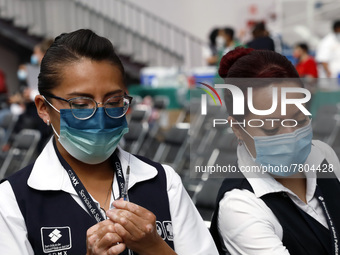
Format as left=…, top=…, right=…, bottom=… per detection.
left=315, top=186, right=339, bottom=255
left=54, top=141, right=126, bottom=223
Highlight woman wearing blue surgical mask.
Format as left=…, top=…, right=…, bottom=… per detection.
left=210, top=47, right=340, bottom=255
left=0, top=29, right=218, bottom=255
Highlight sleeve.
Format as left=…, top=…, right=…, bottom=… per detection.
left=162, top=165, right=219, bottom=255
left=315, top=36, right=332, bottom=63
left=218, top=189, right=291, bottom=255
left=0, top=181, right=34, bottom=255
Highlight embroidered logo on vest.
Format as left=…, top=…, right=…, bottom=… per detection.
left=41, top=226, right=72, bottom=254
left=156, top=221, right=173, bottom=241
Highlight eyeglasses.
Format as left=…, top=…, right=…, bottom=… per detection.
left=43, top=93, right=133, bottom=120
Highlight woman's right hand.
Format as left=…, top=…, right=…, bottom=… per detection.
left=86, top=219, right=126, bottom=255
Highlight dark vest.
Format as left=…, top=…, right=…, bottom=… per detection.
left=3, top=154, right=174, bottom=255
left=210, top=160, right=340, bottom=255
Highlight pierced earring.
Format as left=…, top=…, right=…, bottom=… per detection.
left=47, top=120, right=50, bottom=126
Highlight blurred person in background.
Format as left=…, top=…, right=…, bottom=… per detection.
left=0, top=68, right=8, bottom=116
left=316, top=20, right=340, bottom=78
left=210, top=47, right=340, bottom=255
left=293, top=43, right=318, bottom=110
left=0, top=68, right=7, bottom=96
left=293, top=43, right=318, bottom=79
left=220, top=27, right=242, bottom=55
left=0, top=29, right=218, bottom=255
left=205, top=27, right=220, bottom=66
left=2, top=39, right=54, bottom=152
left=246, top=22, right=275, bottom=51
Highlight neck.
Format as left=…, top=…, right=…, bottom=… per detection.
left=55, top=138, right=115, bottom=210
left=226, top=40, right=234, bottom=47
left=276, top=172, right=307, bottom=203
left=299, top=53, right=309, bottom=62
left=55, top=137, right=114, bottom=180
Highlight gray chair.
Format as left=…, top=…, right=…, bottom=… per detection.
left=192, top=177, right=224, bottom=222
left=122, top=121, right=149, bottom=155
left=0, top=113, right=18, bottom=146
left=0, top=129, right=41, bottom=179
left=0, top=127, right=5, bottom=146
left=153, top=123, right=190, bottom=172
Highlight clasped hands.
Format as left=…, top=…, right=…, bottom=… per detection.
left=86, top=199, right=175, bottom=255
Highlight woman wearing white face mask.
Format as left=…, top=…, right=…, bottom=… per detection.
left=0, top=29, right=218, bottom=255
left=210, top=47, right=340, bottom=255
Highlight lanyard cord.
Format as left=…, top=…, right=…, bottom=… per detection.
left=66, top=153, right=126, bottom=223
left=53, top=141, right=126, bottom=223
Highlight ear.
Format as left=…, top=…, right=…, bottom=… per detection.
left=228, top=116, right=243, bottom=141
left=35, top=95, right=50, bottom=125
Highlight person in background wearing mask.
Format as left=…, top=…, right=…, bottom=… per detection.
left=220, top=27, right=242, bottom=55
left=9, top=39, right=54, bottom=152
left=316, top=20, right=340, bottom=78
left=205, top=27, right=242, bottom=67
left=210, top=47, right=340, bottom=255
left=294, top=43, right=318, bottom=79
left=23, top=38, right=54, bottom=102
left=0, top=29, right=218, bottom=255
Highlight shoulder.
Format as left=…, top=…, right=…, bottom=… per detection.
left=161, top=164, right=182, bottom=191
left=0, top=180, right=25, bottom=223
left=219, top=188, right=276, bottom=220
left=306, top=57, right=317, bottom=65
left=4, top=163, right=34, bottom=184
left=318, top=34, right=335, bottom=46
left=131, top=152, right=182, bottom=187
left=312, top=140, right=339, bottom=162
left=218, top=187, right=282, bottom=237
left=0, top=180, right=16, bottom=202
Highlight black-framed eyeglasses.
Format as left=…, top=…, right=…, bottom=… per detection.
left=43, top=93, right=133, bottom=120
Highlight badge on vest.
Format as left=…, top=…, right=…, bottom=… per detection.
left=156, top=221, right=173, bottom=241
left=40, top=226, right=72, bottom=254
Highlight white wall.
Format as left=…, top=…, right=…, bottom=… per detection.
left=128, top=0, right=337, bottom=49
left=129, top=0, right=278, bottom=43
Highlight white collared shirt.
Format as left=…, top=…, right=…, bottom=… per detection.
left=316, top=33, right=340, bottom=78
left=218, top=140, right=340, bottom=255
left=0, top=139, right=218, bottom=255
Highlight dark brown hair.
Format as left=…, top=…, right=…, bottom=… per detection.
left=38, top=29, right=125, bottom=96
left=219, top=47, right=301, bottom=120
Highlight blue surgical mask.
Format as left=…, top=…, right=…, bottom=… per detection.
left=51, top=107, right=129, bottom=164
left=17, top=69, right=27, bottom=81
left=241, top=121, right=313, bottom=176
left=30, top=54, right=39, bottom=65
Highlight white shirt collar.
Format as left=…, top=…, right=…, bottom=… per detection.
left=27, top=138, right=157, bottom=194
left=237, top=141, right=326, bottom=202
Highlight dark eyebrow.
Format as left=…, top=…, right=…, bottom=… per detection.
left=66, top=89, right=124, bottom=98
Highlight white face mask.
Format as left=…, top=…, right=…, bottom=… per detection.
left=216, top=36, right=226, bottom=49
left=240, top=121, right=313, bottom=176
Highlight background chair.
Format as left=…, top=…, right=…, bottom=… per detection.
left=0, top=129, right=41, bottom=179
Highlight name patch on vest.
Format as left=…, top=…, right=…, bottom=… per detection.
left=156, top=221, right=173, bottom=241
left=40, top=226, right=72, bottom=254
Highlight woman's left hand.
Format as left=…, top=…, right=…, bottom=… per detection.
left=106, top=199, right=176, bottom=255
